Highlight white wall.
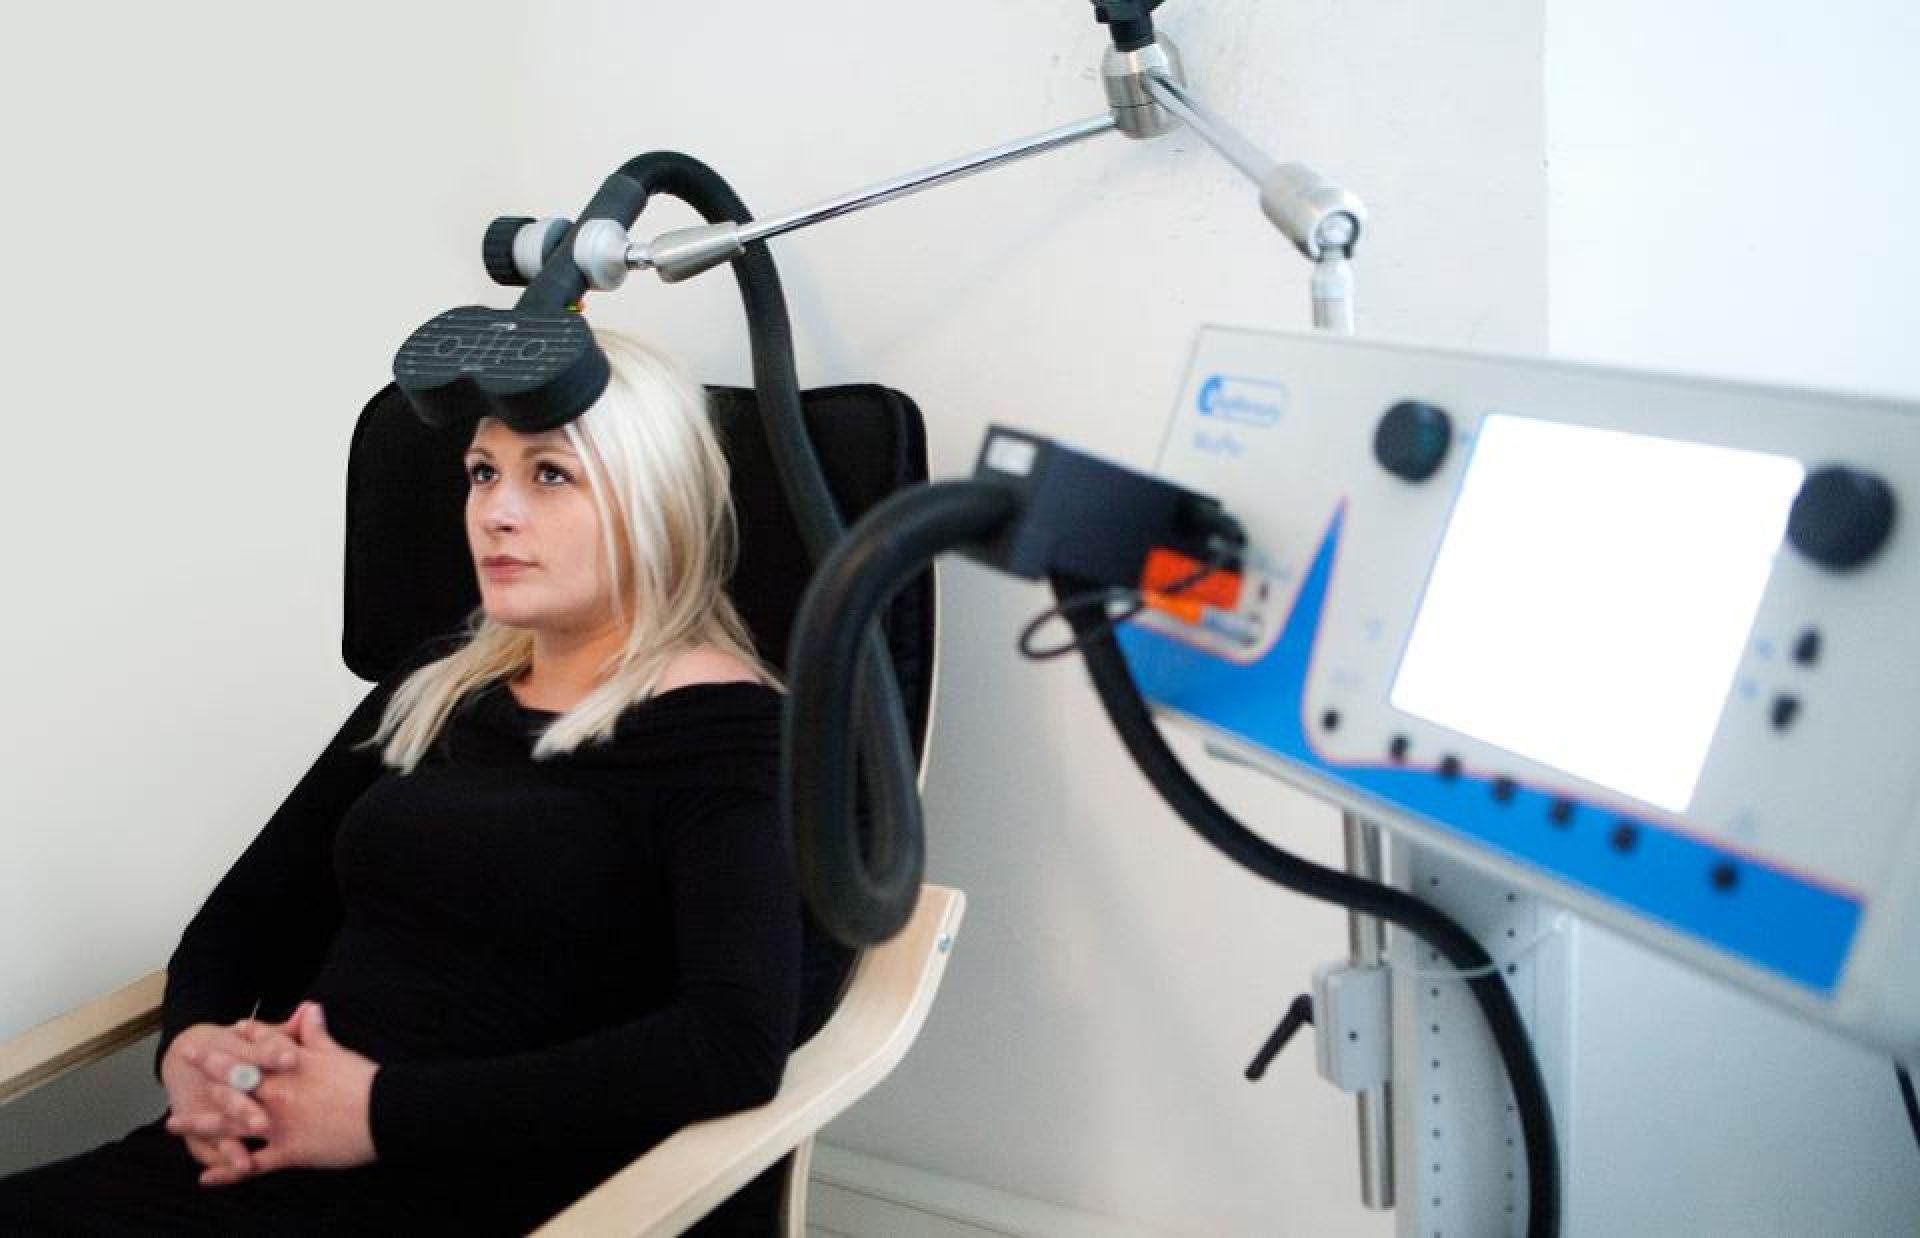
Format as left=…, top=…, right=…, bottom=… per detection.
left=2, top=3, right=1546, bottom=1233
left=1547, top=3, right=1920, bottom=1235
left=0, top=0, right=521, bottom=1150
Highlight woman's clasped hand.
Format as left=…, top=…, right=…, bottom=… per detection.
left=157, top=1002, right=379, bottom=1186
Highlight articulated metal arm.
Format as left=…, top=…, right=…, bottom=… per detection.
left=553, top=32, right=1363, bottom=329
left=573, top=114, right=1121, bottom=288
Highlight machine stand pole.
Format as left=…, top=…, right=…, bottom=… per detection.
left=1342, top=813, right=1396, bottom=1210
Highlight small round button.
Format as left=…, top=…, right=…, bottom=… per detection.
left=1374, top=401, right=1453, bottom=483
left=1788, top=466, right=1895, bottom=570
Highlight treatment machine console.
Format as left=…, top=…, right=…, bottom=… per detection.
left=1119, top=325, right=1920, bottom=1056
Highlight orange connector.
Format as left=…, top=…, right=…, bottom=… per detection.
left=1140, top=547, right=1242, bottom=624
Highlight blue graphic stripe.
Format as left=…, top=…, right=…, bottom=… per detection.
left=1117, top=511, right=1861, bottom=993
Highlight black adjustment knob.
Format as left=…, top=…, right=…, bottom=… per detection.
left=1092, top=0, right=1165, bottom=52
left=1374, top=401, right=1453, bottom=482
left=483, top=216, right=536, bottom=287
left=1787, top=465, right=1896, bottom=570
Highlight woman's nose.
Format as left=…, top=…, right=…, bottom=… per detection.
left=477, top=484, right=523, bottom=533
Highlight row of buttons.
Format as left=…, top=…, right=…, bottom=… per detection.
left=1331, top=713, right=1746, bottom=894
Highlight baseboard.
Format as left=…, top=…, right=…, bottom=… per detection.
left=805, top=1143, right=1154, bottom=1238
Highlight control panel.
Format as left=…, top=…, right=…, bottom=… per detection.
left=1120, top=326, right=1920, bottom=1055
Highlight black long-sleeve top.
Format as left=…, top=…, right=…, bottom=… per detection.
left=156, top=652, right=805, bottom=1171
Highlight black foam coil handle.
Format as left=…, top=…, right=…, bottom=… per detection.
left=393, top=306, right=607, bottom=433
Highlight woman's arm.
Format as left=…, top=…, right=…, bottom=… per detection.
left=153, top=645, right=437, bottom=1078
left=365, top=784, right=803, bottom=1161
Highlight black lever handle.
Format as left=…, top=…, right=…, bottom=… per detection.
left=1246, top=993, right=1315, bottom=1081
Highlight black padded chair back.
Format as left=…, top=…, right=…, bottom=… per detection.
left=341, top=381, right=934, bottom=755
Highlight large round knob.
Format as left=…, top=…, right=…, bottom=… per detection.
left=1787, top=465, right=1896, bottom=570
left=1374, top=401, right=1453, bottom=482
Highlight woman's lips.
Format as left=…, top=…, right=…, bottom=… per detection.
left=482, top=561, right=533, bottom=579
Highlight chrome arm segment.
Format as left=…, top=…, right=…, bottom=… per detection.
left=1143, top=71, right=1277, bottom=185
left=744, top=114, right=1120, bottom=248
left=577, top=114, right=1121, bottom=288
left=1313, top=248, right=1355, bottom=334
left=1142, top=71, right=1366, bottom=265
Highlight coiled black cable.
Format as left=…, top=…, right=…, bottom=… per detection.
left=529, top=152, right=928, bottom=945
left=1050, top=572, right=1559, bottom=1238
left=787, top=481, right=1019, bottom=944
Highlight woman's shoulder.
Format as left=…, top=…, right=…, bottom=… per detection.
left=594, top=649, right=781, bottom=762
left=653, top=647, right=766, bottom=695
left=590, top=658, right=783, bottom=793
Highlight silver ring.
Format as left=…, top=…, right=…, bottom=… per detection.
left=226, top=1062, right=262, bottom=1093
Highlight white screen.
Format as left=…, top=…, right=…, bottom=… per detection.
left=1389, top=415, right=1804, bottom=813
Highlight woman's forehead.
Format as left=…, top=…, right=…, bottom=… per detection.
left=469, top=418, right=573, bottom=453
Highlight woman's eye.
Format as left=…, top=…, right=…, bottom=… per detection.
left=463, top=460, right=568, bottom=485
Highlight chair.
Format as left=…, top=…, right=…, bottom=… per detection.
left=0, top=381, right=961, bottom=1235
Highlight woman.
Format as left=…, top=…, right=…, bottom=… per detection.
left=0, top=331, right=843, bottom=1234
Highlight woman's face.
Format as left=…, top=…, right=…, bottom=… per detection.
left=463, top=418, right=613, bottom=635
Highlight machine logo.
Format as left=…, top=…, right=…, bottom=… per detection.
left=1197, top=374, right=1287, bottom=427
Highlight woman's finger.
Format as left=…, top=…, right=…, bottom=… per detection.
left=194, top=1042, right=295, bottom=1086
left=198, top=1163, right=250, bottom=1188
left=240, top=1030, right=301, bottom=1070
left=248, top=1141, right=295, bottom=1175
left=233, top=1022, right=302, bottom=1068
left=193, top=1137, right=255, bottom=1187
left=234, top=1016, right=282, bottom=1041
left=166, top=1109, right=228, bottom=1139
left=203, top=1083, right=270, bottom=1134
left=182, top=1135, right=223, bottom=1172
left=186, top=1074, right=270, bottom=1136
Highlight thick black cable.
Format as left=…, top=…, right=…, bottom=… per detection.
left=540, top=153, right=926, bottom=931
left=787, top=481, right=1018, bottom=944
left=1898, top=1062, right=1920, bottom=1157
left=1050, top=574, right=1560, bottom=1238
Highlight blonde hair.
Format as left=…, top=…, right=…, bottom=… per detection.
left=361, top=330, right=775, bottom=771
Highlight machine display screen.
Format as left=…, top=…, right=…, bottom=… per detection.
left=1389, top=414, right=1804, bottom=813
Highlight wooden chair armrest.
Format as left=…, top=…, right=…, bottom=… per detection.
left=533, top=884, right=966, bottom=1238
left=0, top=971, right=166, bottom=1106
